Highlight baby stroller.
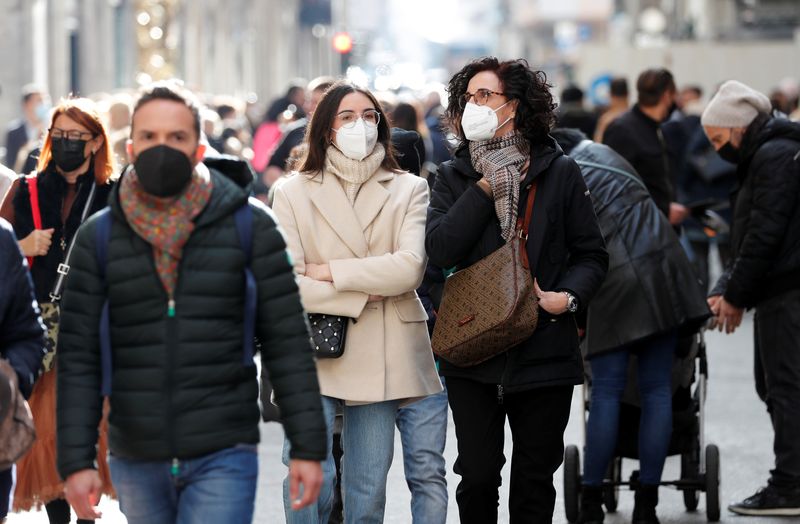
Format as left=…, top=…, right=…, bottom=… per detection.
left=563, top=330, right=721, bottom=522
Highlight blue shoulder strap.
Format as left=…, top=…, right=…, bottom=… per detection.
left=234, top=202, right=257, bottom=367
left=94, top=207, right=113, bottom=396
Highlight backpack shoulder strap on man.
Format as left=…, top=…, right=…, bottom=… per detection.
left=94, top=207, right=113, bottom=397
left=234, top=201, right=257, bottom=367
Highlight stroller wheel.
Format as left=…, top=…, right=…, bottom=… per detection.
left=564, top=445, right=581, bottom=523
left=681, top=450, right=700, bottom=511
left=603, top=457, right=621, bottom=512
left=705, top=444, right=721, bottom=522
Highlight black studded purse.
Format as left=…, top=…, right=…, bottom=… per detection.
left=307, top=313, right=350, bottom=359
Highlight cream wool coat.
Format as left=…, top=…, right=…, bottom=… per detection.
left=271, top=167, right=442, bottom=403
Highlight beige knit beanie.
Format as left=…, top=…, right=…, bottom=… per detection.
left=701, top=80, right=772, bottom=128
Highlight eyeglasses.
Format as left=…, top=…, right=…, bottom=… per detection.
left=462, top=89, right=505, bottom=108
left=336, top=109, right=381, bottom=129
left=50, top=128, right=94, bottom=141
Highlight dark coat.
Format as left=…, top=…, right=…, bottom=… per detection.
left=567, top=139, right=710, bottom=357
left=8, top=164, right=114, bottom=302
left=56, top=158, right=326, bottom=480
left=425, top=138, right=608, bottom=392
left=603, top=105, right=675, bottom=218
left=0, top=218, right=45, bottom=398
left=4, top=121, right=28, bottom=170
left=711, top=115, right=800, bottom=308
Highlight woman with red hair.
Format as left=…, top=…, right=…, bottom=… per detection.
left=0, top=97, right=115, bottom=524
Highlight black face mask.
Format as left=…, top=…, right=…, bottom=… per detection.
left=51, top=137, right=89, bottom=172
left=133, top=145, right=195, bottom=197
left=717, top=142, right=741, bottom=164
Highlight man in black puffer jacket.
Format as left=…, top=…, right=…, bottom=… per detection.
left=57, top=82, right=325, bottom=524
left=701, top=80, right=800, bottom=517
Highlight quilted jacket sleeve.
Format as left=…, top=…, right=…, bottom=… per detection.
left=251, top=204, right=326, bottom=461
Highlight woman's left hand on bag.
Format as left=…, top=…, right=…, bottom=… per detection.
left=534, top=279, right=568, bottom=315
left=305, top=263, right=332, bottom=282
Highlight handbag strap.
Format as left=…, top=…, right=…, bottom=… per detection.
left=515, top=181, right=538, bottom=270
left=25, top=175, right=42, bottom=268
left=49, top=181, right=97, bottom=302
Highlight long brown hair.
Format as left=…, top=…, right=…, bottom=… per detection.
left=299, top=82, right=400, bottom=174
left=36, top=97, right=115, bottom=184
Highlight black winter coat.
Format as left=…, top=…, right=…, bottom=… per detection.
left=711, top=115, right=800, bottom=308
left=426, top=138, right=608, bottom=392
left=10, top=164, right=114, bottom=302
left=0, top=218, right=45, bottom=398
left=603, top=105, right=675, bottom=218
left=56, top=158, right=325, bottom=480
left=568, top=140, right=710, bottom=357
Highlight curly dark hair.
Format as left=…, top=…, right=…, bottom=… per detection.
left=444, top=57, right=557, bottom=145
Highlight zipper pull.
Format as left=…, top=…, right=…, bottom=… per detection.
left=497, top=384, right=504, bottom=405
left=167, top=299, right=176, bottom=318
left=171, top=458, right=180, bottom=476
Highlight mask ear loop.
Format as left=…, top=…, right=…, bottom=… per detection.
left=493, top=100, right=514, bottom=133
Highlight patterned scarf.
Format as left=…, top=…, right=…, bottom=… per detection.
left=119, top=163, right=213, bottom=301
left=325, top=143, right=386, bottom=205
left=469, top=132, right=530, bottom=241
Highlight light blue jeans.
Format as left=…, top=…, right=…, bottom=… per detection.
left=108, top=444, right=258, bottom=524
left=396, top=378, right=448, bottom=524
left=283, top=396, right=400, bottom=524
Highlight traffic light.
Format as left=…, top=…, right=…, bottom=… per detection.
left=332, top=32, right=353, bottom=54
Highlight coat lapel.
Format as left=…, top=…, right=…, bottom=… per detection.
left=309, top=173, right=369, bottom=257
left=353, top=170, right=392, bottom=232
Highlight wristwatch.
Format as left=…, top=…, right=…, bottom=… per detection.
left=563, top=291, right=578, bottom=314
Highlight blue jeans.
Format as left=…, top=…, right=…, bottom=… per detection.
left=0, top=467, right=13, bottom=520
left=396, top=378, right=448, bottom=524
left=283, top=396, right=399, bottom=524
left=583, top=332, right=676, bottom=486
left=108, top=445, right=258, bottom=524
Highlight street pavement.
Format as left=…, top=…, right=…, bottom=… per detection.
left=7, top=313, right=792, bottom=523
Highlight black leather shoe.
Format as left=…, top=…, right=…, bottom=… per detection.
left=632, top=484, right=660, bottom=524
left=728, top=485, right=800, bottom=516
left=577, top=485, right=604, bottom=524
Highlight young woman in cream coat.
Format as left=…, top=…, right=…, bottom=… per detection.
left=272, top=82, right=442, bottom=524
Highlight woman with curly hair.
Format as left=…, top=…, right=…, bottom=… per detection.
left=0, top=97, right=116, bottom=524
left=425, top=57, right=608, bottom=523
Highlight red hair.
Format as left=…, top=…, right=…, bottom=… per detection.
left=36, top=98, right=115, bottom=184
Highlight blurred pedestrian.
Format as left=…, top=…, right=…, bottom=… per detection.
left=0, top=217, right=46, bottom=524
left=271, top=81, right=442, bottom=524
left=702, top=80, right=800, bottom=517
left=55, top=81, right=325, bottom=523
left=603, top=69, right=688, bottom=226
left=594, top=77, right=629, bottom=142
left=556, top=85, right=597, bottom=138
left=0, top=97, right=116, bottom=524
left=4, top=84, right=50, bottom=173
left=552, top=128, right=710, bottom=524
left=426, top=57, right=608, bottom=523
left=265, top=77, right=336, bottom=188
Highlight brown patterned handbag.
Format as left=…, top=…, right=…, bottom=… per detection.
left=431, top=182, right=539, bottom=367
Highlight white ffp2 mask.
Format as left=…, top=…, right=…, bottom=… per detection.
left=461, top=101, right=512, bottom=142
left=333, top=119, right=379, bottom=161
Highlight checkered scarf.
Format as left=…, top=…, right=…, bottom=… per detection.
left=469, top=132, right=530, bottom=241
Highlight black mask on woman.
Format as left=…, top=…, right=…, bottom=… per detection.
left=133, top=145, right=195, bottom=197
left=717, top=142, right=741, bottom=164
left=51, top=137, right=89, bottom=172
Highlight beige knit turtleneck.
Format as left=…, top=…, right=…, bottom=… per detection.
left=324, top=143, right=386, bottom=205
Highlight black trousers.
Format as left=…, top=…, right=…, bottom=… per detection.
left=447, top=377, right=573, bottom=524
left=754, top=289, right=800, bottom=489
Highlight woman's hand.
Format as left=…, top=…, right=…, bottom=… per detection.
left=19, top=228, right=55, bottom=257
left=708, top=295, right=744, bottom=334
left=476, top=178, right=493, bottom=198
left=534, top=279, right=568, bottom=315
left=305, top=263, right=333, bottom=282
left=367, top=295, right=384, bottom=303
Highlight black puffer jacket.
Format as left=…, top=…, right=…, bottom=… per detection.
left=10, top=164, right=114, bottom=302
left=0, top=218, right=45, bottom=398
left=57, top=158, right=325, bottom=480
left=426, top=138, right=608, bottom=392
left=555, top=132, right=710, bottom=358
left=711, top=115, right=800, bottom=307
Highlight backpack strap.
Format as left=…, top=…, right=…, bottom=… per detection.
left=234, top=201, right=257, bottom=367
left=25, top=174, right=42, bottom=268
left=94, top=207, right=113, bottom=397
